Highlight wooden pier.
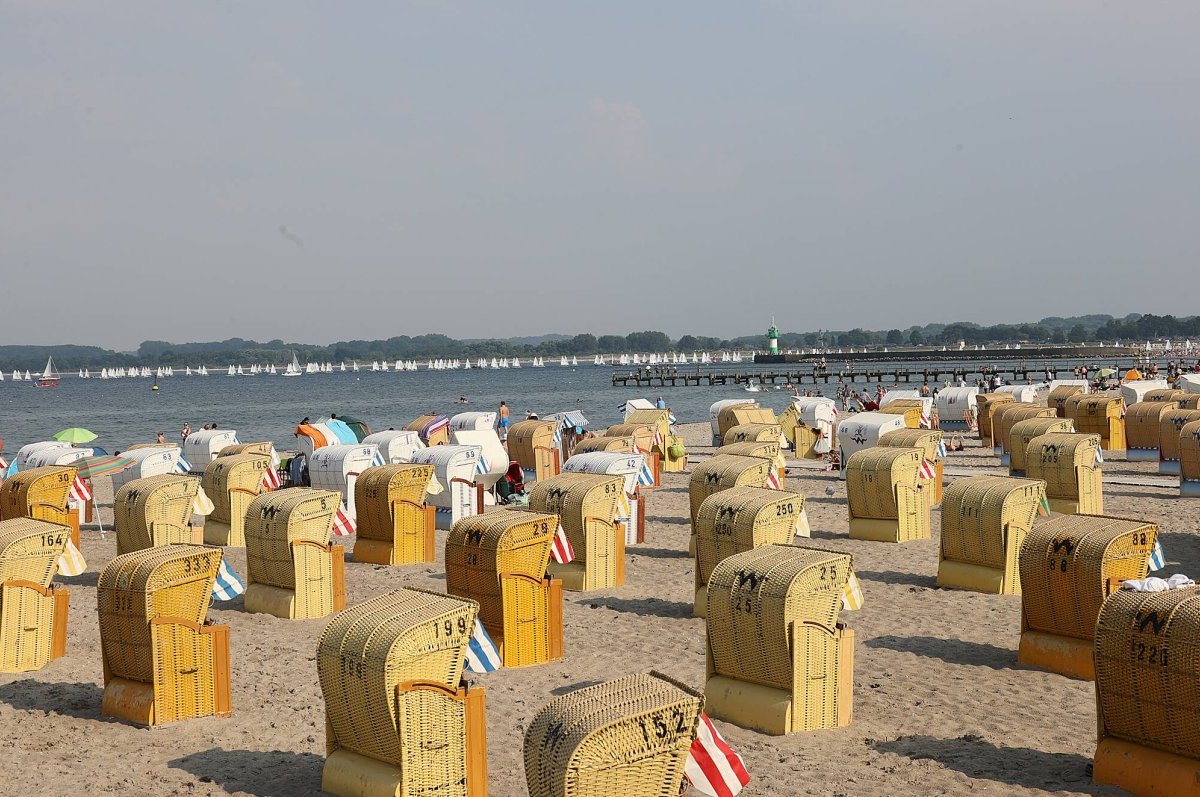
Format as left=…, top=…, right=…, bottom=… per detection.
left=611, top=363, right=1113, bottom=389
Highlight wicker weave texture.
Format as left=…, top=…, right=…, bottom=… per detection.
left=1019, top=515, right=1157, bottom=640
left=939, top=476, right=1044, bottom=593
left=243, top=489, right=340, bottom=619
left=523, top=671, right=702, bottom=797
left=994, top=406, right=1057, bottom=454
left=694, top=487, right=803, bottom=589
left=1124, top=402, right=1179, bottom=452
left=687, top=455, right=772, bottom=525
left=1048, top=386, right=1086, bottom=417
left=1023, top=433, right=1104, bottom=514
left=625, top=410, right=671, bottom=452
left=716, top=406, right=777, bottom=443
left=976, top=394, right=1016, bottom=444
left=572, top=437, right=633, bottom=456
left=1180, top=420, right=1200, bottom=484
left=0, top=518, right=70, bottom=673
left=0, top=467, right=74, bottom=526
left=509, top=421, right=559, bottom=469
left=878, top=405, right=923, bottom=429
left=723, top=423, right=783, bottom=444
left=407, top=415, right=450, bottom=447
left=845, top=448, right=921, bottom=520
left=0, top=518, right=68, bottom=588
left=114, top=475, right=200, bottom=555
left=1159, top=410, right=1200, bottom=463
left=603, top=424, right=655, bottom=455
left=879, top=428, right=944, bottom=504
left=529, top=474, right=623, bottom=591
left=1071, top=395, right=1127, bottom=450
left=1008, top=419, right=1074, bottom=474
left=719, top=441, right=781, bottom=461
left=352, top=465, right=435, bottom=565
left=201, top=453, right=269, bottom=528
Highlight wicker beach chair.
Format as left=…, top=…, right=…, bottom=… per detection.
left=936, top=476, right=1046, bottom=594
left=845, top=448, right=931, bottom=543
left=705, top=544, right=854, bottom=734
left=351, top=464, right=436, bottom=566
left=114, top=475, right=202, bottom=555
left=717, top=405, right=777, bottom=445
left=200, top=452, right=270, bottom=546
left=1180, top=420, right=1200, bottom=497
left=1158, top=409, right=1200, bottom=475
left=572, top=436, right=634, bottom=456
left=879, top=428, right=945, bottom=506
left=242, top=489, right=344, bottom=620
left=878, top=403, right=923, bottom=429
left=407, top=415, right=450, bottom=447
left=445, top=509, right=562, bottom=668
left=686, top=454, right=773, bottom=556
left=604, top=423, right=655, bottom=456
left=509, top=420, right=561, bottom=482
left=625, top=409, right=684, bottom=473
left=1068, top=394, right=1127, bottom=452
left=216, top=441, right=275, bottom=458
left=1122, top=401, right=1181, bottom=462
left=1017, top=515, right=1158, bottom=679
left=1142, top=388, right=1185, bottom=403
left=0, top=466, right=78, bottom=548
left=722, top=423, right=783, bottom=445
left=1008, top=418, right=1075, bottom=476
left=1048, top=385, right=1086, bottom=417
left=1023, top=433, right=1104, bottom=515
left=976, top=393, right=1016, bottom=448
left=0, top=518, right=70, bottom=673
left=524, top=671, right=703, bottom=797
left=99, top=544, right=231, bottom=725
left=692, top=487, right=803, bottom=617
left=530, top=473, right=625, bottom=592
left=1092, top=587, right=1200, bottom=796
left=319, top=589, right=487, bottom=797
left=720, top=440, right=785, bottom=488
left=993, top=405, right=1057, bottom=459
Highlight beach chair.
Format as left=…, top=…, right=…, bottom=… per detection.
left=845, top=448, right=931, bottom=543
left=1047, top=385, right=1086, bottom=417
left=780, top=398, right=838, bottom=456
left=879, top=428, right=944, bottom=506
left=243, top=489, right=345, bottom=620
left=99, top=544, right=231, bottom=725
left=1092, top=587, right=1200, bottom=796
left=352, top=464, right=437, bottom=565
left=571, top=436, right=634, bottom=456
left=523, top=672, right=703, bottom=797
left=1017, top=515, right=1158, bottom=679
left=200, top=452, right=271, bottom=546
left=686, top=454, right=773, bottom=556
left=509, top=420, right=561, bottom=482
left=445, top=508, right=562, bottom=668
left=705, top=544, right=854, bottom=734
left=1158, top=408, right=1200, bottom=475
left=720, top=440, right=786, bottom=489
left=562, top=452, right=650, bottom=546
left=878, top=403, right=923, bottom=429
left=723, top=423, right=783, bottom=445
left=936, top=476, right=1046, bottom=594
left=1023, top=432, right=1104, bottom=515
left=1124, top=400, right=1182, bottom=462
left=216, top=441, right=274, bottom=458
left=992, top=404, right=1057, bottom=459
left=0, top=466, right=78, bottom=549
left=0, top=518, right=70, bottom=673
left=1141, top=388, right=1185, bottom=403
left=692, top=487, right=803, bottom=617
left=625, top=408, right=682, bottom=473
left=717, top=405, right=777, bottom=444
left=530, top=473, right=625, bottom=592
left=407, top=414, right=450, bottom=447
left=975, top=393, right=1016, bottom=448
left=1068, top=394, right=1127, bottom=452
left=114, top=475, right=202, bottom=555
left=319, top=589, right=487, bottom=797
left=1008, top=418, right=1074, bottom=476
left=1180, top=420, right=1200, bottom=497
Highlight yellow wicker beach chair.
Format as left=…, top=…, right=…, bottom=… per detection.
left=99, top=544, right=231, bottom=725
left=445, top=509, right=562, bottom=668
left=1142, top=388, right=1185, bottom=403
left=845, top=448, right=931, bottom=543
left=319, top=589, right=487, bottom=797
left=1069, top=395, right=1127, bottom=452
left=1023, top=433, right=1104, bottom=515
left=717, top=405, right=777, bottom=444
left=692, top=487, right=803, bottom=617
left=352, top=464, right=436, bottom=566
left=976, top=393, right=1016, bottom=448
left=0, top=466, right=78, bottom=548
left=407, top=415, right=450, bottom=447
left=1048, top=385, right=1086, bottom=418
left=722, top=423, right=783, bottom=445
left=879, top=428, right=944, bottom=506
left=993, top=405, right=1057, bottom=457
left=878, top=403, right=923, bottom=429
left=243, top=489, right=344, bottom=620
left=530, top=473, right=625, bottom=592
left=1122, top=401, right=1180, bottom=462
left=1017, top=515, right=1157, bottom=679
left=705, top=544, right=854, bottom=734
left=624, top=409, right=684, bottom=473
left=200, top=452, right=270, bottom=546
left=572, top=436, right=634, bottom=456
left=1180, top=395, right=1200, bottom=411
left=216, top=441, right=275, bottom=458
left=1158, top=409, right=1200, bottom=474
left=686, top=454, right=773, bottom=556
left=1180, top=420, right=1200, bottom=497
left=720, top=440, right=785, bottom=488
left=509, top=420, right=561, bottom=481
left=114, top=475, right=202, bottom=555
left=604, top=423, right=655, bottom=456
left=524, top=671, right=703, bottom=797
left=1092, top=587, right=1200, bottom=796
left=1008, top=418, right=1075, bottom=476
left=936, top=476, right=1046, bottom=594
left=791, top=425, right=826, bottom=460
left=0, top=518, right=70, bottom=673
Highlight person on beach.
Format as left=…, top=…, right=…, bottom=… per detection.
left=156, top=431, right=166, bottom=444
left=497, top=401, right=511, bottom=441
left=180, top=421, right=191, bottom=444
left=656, top=396, right=667, bottom=409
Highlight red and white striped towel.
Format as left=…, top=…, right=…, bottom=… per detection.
left=685, top=713, right=751, bottom=797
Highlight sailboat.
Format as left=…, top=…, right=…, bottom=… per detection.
left=36, top=357, right=60, bottom=388
left=283, top=353, right=302, bottom=377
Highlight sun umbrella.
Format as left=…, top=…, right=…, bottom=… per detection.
left=54, top=427, right=98, bottom=444
left=71, top=454, right=134, bottom=480
left=1097, top=368, right=1117, bottom=378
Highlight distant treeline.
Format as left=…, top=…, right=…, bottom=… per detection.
left=2, top=313, right=1197, bottom=370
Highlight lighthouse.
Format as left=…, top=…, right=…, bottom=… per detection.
left=767, top=318, right=780, bottom=355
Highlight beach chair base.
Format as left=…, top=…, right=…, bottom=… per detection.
left=704, top=627, right=854, bottom=735
left=1046, top=498, right=1083, bottom=516
left=849, top=517, right=927, bottom=543
left=547, top=558, right=625, bottom=592
left=492, top=578, right=563, bottom=669
left=693, top=584, right=708, bottom=618
left=1017, top=630, right=1094, bottom=680
left=1092, top=736, right=1200, bottom=797
left=1181, top=480, right=1200, bottom=498
left=202, top=520, right=244, bottom=547
left=936, top=561, right=1019, bottom=595
left=0, top=583, right=69, bottom=673
left=1159, top=461, right=1181, bottom=476
left=352, top=528, right=436, bottom=566
left=1125, top=448, right=1160, bottom=462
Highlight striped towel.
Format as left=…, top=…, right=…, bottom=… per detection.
left=69, top=476, right=92, bottom=504
left=550, top=523, right=575, bottom=564
left=332, top=503, right=356, bottom=537
left=1037, top=495, right=1052, bottom=517
left=652, top=427, right=663, bottom=451
left=211, top=559, right=246, bottom=601
left=1149, top=540, right=1166, bottom=572
left=684, top=713, right=751, bottom=797
left=463, top=619, right=502, bottom=674
left=370, top=450, right=385, bottom=468
left=193, top=486, right=216, bottom=516
left=475, top=455, right=489, bottom=476
left=841, top=572, right=864, bottom=611
left=918, top=460, right=937, bottom=480
left=175, top=455, right=192, bottom=474
left=637, top=460, right=655, bottom=487
left=261, top=467, right=282, bottom=491
left=937, top=439, right=947, bottom=458
left=1095, top=448, right=1104, bottom=466
left=57, top=539, right=87, bottom=577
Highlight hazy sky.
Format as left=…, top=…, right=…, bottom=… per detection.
left=3, top=2, right=1198, bottom=350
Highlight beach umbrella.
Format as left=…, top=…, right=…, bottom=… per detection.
left=1097, top=368, right=1117, bottom=378
left=71, top=454, right=134, bottom=480
left=54, top=427, right=98, bottom=444
left=337, top=415, right=372, bottom=442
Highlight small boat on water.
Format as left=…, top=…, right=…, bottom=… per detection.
left=35, top=357, right=60, bottom=388
left=283, top=353, right=302, bottom=377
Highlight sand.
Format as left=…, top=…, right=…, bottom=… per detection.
left=3, top=420, right=1194, bottom=796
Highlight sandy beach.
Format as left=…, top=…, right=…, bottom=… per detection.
left=1, top=420, right=1192, bottom=796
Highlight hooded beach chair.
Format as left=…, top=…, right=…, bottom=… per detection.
left=0, top=518, right=70, bottom=673
left=845, top=448, right=931, bottom=543
left=201, top=452, right=271, bottom=546
left=352, top=464, right=437, bottom=565
left=114, top=474, right=202, bottom=554
left=936, top=475, right=1046, bottom=594
left=530, top=473, right=625, bottom=592
left=1008, top=418, right=1074, bottom=476
left=1023, top=433, right=1104, bottom=515
left=0, top=466, right=78, bottom=548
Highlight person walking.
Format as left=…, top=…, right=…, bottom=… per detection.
left=180, top=421, right=191, bottom=445
left=497, top=401, right=511, bottom=442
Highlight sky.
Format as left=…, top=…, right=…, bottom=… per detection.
left=2, top=1, right=1198, bottom=350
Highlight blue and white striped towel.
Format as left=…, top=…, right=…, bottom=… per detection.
left=552, top=426, right=563, bottom=450
left=175, top=455, right=192, bottom=474
left=937, top=439, right=947, bottom=458
left=464, top=619, right=502, bottom=673
left=1095, top=448, right=1104, bottom=466
left=1149, top=540, right=1166, bottom=572
left=212, top=559, right=246, bottom=601
left=476, top=455, right=489, bottom=475
left=637, top=460, right=655, bottom=487
left=370, top=450, right=385, bottom=468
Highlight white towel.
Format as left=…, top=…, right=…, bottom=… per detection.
left=1166, top=574, right=1196, bottom=589
left=1121, top=577, right=1169, bottom=592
